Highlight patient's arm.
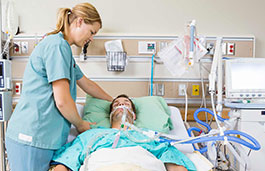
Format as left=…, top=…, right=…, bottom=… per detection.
left=165, top=163, right=188, bottom=171
left=53, top=164, right=69, bottom=171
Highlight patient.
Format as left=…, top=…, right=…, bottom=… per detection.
left=51, top=94, right=196, bottom=171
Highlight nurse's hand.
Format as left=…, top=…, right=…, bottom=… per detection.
left=76, top=120, right=96, bottom=133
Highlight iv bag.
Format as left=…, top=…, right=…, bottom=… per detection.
left=4, top=0, right=19, bottom=36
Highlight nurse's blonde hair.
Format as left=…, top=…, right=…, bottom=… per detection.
left=47, top=2, right=102, bottom=36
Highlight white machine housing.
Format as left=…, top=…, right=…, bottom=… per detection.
left=225, top=58, right=265, bottom=99
left=237, top=109, right=265, bottom=171
left=0, top=91, right=12, bottom=121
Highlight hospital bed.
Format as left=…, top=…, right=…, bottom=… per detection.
left=66, top=104, right=213, bottom=171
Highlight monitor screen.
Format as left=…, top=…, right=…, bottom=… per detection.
left=225, top=58, right=265, bottom=99
left=0, top=62, right=3, bottom=77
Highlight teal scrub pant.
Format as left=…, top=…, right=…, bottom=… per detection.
left=5, top=137, right=54, bottom=171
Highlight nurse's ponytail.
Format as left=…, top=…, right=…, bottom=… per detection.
left=47, top=3, right=102, bottom=36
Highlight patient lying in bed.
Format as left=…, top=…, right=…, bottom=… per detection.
left=51, top=94, right=196, bottom=171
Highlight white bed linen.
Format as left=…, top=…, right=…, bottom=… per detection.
left=79, top=146, right=166, bottom=171
left=168, top=106, right=194, bottom=153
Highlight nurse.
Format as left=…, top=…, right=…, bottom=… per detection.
left=5, top=2, right=112, bottom=171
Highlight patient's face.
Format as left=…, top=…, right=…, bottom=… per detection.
left=111, top=97, right=134, bottom=124
left=112, top=97, right=133, bottom=110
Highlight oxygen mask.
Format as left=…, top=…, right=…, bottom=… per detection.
left=110, top=105, right=135, bottom=128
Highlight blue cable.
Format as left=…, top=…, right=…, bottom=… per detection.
left=150, top=53, right=155, bottom=96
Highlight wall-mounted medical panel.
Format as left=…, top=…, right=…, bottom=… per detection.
left=12, top=79, right=210, bottom=101
left=10, top=35, right=255, bottom=110
left=10, top=35, right=255, bottom=57
left=10, top=36, right=255, bottom=81
left=11, top=57, right=211, bottom=81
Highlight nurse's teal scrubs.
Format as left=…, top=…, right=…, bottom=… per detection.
left=5, top=32, right=84, bottom=171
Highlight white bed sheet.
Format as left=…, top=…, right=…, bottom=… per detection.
left=168, top=106, right=194, bottom=153
left=80, top=146, right=166, bottom=171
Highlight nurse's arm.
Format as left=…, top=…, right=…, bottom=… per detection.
left=77, top=75, right=113, bottom=102
left=52, top=79, right=94, bottom=133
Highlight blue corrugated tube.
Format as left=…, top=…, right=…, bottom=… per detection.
left=150, top=53, right=155, bottom=96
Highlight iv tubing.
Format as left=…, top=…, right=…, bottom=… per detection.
left=184, top=88, right=188, bottom=123
left=189, top=20, right=196, bottom=56
left=84, top=132, right=109, bottom=170
left=0, top=0, right=2, bottom=55
left=150, top=53, right=155, bottom=96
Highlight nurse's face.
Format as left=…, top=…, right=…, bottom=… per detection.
left=72, top=18, right=101, bottom=47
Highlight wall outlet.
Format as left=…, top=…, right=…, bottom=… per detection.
left=178, top=84, right=186, bottom=96
left=159, top=41, right=168, bottom=51
left=138, top=41, right=156, bottom=54
left=21, top=41, right=29, bottom=54
left=192, top=84, right=200, bottom=96
left=13, top=42, right=21, bottom=54
left=227, top=42, right=235, bottom=55
left=15, top=83, right=21, bottom=95
left=156, top=83, right=164, bottom=96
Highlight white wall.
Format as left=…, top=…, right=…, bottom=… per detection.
left=5, top=0, right=265, bottom=56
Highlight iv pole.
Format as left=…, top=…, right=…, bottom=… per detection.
left=0, top=0, right=7, bottom=170
left=0, top=0, right=2, bottom=55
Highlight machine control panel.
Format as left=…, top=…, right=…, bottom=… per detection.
left=0, top=60, right=11, bottom=90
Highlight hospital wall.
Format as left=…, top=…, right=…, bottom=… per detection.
left=6, top=0, right=265, bottom=120
left=8, top=0, right=265, bottom=57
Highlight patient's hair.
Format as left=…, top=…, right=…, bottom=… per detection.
left=109, top=94, right=136, bottom=114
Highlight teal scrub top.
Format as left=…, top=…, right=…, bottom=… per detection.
left=6, top=32, right=84, bottom=150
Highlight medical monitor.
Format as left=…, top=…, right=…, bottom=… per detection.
left=225, top=58, right=265, bottom=99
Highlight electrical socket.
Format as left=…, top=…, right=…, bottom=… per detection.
left=159, top=41, right=168, bottom=51
left=227, top=42, right=235, bottom=55
left=15, top=82, right=21, bottom=95
left=13, top=42, right=21, bottom=54
left=156, top=83, right=164, bottom=96
left=149, top=83, right=164, bottom=96
left=192, top=84, right=200, bottom=96
left=138, top=41, right=156, bottom=54
left=178, top=84, right=186, bottom=96
left=21, top=41, right=29, bottom=54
